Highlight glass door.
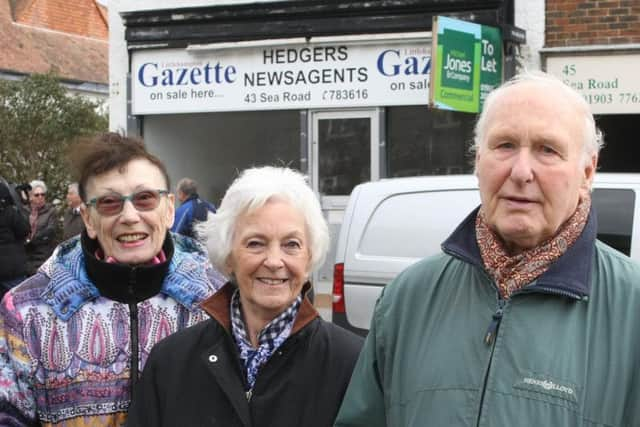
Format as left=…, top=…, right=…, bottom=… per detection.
left=310, top=109, right=380, bottom=286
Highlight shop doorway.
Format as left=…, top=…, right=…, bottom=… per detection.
left=309, top=109, right=382, bottom=297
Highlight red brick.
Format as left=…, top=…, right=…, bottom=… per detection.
left=600, top=15, right=619, bottom=22
left=1, top=0, right=107, bottom=84
left=609, top=37, right=631, bottom=43
left=618, top=14, right=640, bottom=23
left=587, top=8, right=609, bottom=16
left=610, top=22, right=631, bottom=29
left=597, top=1, right=621, bottom=8
left=609, top=7, right=630, bottom=14
left=15, top=0, right=107, bottom=40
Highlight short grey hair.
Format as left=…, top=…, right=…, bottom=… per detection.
left=30, top=180, right=47, bottom=193
left=472, top=70, right=604, bottom=167
left=200, top=166, right=329, bottom=274
left=68, top=182, right=79, bottom=194
left=177, top=177, right=198, bottom=196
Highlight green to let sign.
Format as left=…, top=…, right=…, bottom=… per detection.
left=430, top=16, right=503, bottom=113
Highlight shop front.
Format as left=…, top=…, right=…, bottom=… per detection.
left=110, top=0, right=520, bottom=289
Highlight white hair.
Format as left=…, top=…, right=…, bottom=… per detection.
left=30, top=180, right=47, bottom=193
left=472, top=70, right=604, bottom=167
left=68, top=182, right=79, bottom=193
left=199, top=166, right=329, bottom=274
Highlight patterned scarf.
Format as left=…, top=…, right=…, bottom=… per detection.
left=230, top=289, right=302, bottom=391
left=476, top=195, right=591, bottom=299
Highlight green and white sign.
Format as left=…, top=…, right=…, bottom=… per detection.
left=430, top=16, right=503, bottom=113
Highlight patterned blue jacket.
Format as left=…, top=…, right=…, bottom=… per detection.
left=0, top=232, right=225, bottom=426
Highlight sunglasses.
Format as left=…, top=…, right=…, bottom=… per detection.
left=87, top=189, right=169, bottom=216
left=32, top=193, right=45, bottom=197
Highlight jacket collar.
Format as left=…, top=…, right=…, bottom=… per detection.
left=82, top=230, right=173, bottom=304
left=41, top=231, right=218, bottom=320
left=184, top=193, right=200, bottom=203
left=442, top=205, right=597, bottom=298
left=201, top=282, right=319, bottom=334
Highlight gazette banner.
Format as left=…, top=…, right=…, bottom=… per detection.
left=131, top=40, right=432, bottom=114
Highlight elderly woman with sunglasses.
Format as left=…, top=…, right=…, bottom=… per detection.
left=24, top=179, right=58, bottom=275
left=127, top=166, right=363, bottom=427
left=0, top=133, right=226, bottom=426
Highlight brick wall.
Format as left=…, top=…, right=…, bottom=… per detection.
left=546, top=0, right=640, bottom=46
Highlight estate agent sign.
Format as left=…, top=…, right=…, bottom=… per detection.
left=430, top=16, right=503, bottom=113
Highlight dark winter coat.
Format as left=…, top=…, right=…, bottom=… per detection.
left=335, top=208, right=640, bottom=427
left=24, top=203, right=58, bottom=275
left=62, top=207, right=84, bottom=240
left=127, top=283, right=364, bottom=427
left=0, top=202, right=30, bottom=280
left=0, top=231, right=226, bottom=426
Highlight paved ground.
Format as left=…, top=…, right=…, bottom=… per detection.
left=314, top=293, right=332, bottom=321
left=314, top=279, right=332, bottom=321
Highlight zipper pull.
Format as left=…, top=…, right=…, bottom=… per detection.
left=484, top=299, right=505, bottom=345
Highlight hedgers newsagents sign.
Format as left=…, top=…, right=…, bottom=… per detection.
left=430, top=16, right=502, bottom=113
left=131, top=41, right=432, bottom=114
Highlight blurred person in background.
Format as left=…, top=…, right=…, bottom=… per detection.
left=171, top=177, right=217, bottom=240
left=24, top=179, right=58, bottom=275
left=0, top=132, right=226, bottom=426
left=0, top=181, right=30, bottom=299
left=128, top=166, right=363, bottom=427
left=62, top=182, right=85, bottom=240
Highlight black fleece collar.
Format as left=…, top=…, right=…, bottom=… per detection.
left=81, top=230, right=174, bottom=304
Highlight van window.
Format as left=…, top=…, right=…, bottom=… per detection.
left=592, top=188, right=635, bottom=256
left=359, top=189, right=480, bottom=259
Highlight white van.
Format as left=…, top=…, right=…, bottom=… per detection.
left=332, top=173, right=640, bottom=334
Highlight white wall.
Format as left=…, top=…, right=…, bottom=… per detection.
left=108, top=0, right=128, bottom=132
left=514, top=0, right=545, bottom=71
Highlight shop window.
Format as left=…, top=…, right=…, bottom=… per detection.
left=386, top=106, right=476, bottom=177
left=144, top=111, right=300, bottom=203
left=596, top=115, right=638, bottom=172
left=318, top=117, right=370, bottom=196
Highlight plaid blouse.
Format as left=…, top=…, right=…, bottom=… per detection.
left=230, top=289, right=302, bottom=391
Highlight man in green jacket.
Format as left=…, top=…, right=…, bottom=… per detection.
left=335, top=71, right=640, bottom=426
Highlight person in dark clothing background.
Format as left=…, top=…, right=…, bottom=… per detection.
left=62, top=182, right=85, bottom=240
left=171, top=177, right=216, bottom=240
left=0, top=181, right=30, bottom=299
left=23, top=179, right=58, bottom=275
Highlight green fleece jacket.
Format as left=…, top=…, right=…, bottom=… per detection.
left=335, top=208, right=640, bottom=427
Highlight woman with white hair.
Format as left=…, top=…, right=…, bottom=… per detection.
left=24, top=179, right=58, bottom=275
left=127, top=166, right=363, bottom=427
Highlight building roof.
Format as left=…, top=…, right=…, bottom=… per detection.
left=0, top=0, right=108, bottom=85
